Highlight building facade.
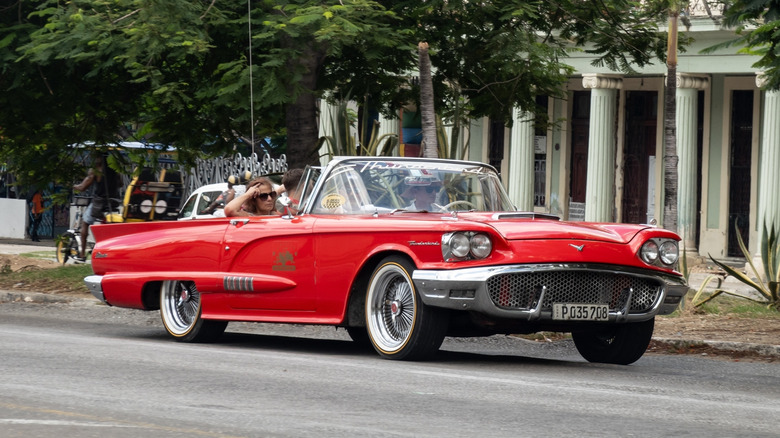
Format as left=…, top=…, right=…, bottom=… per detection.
left=322, top=3, right=780, bottom=263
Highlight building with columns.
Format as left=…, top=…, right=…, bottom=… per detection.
left=320, top=2, right=779, bottom=264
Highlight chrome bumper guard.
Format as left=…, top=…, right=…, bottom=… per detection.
left=84, top=275, right=107, bottom=304
left=412, top=264, right=688, bottom=323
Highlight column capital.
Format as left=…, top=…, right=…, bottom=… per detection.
left=675, top=73, right=709, bottom=90
left=582, top=74, right=622, bottom=90
left=756, top=71, right=773, bottom=89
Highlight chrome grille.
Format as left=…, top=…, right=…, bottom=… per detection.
left=486, top=270, right=661, bottom=313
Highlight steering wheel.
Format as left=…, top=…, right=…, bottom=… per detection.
left=439, top=200, right=477, bottom=212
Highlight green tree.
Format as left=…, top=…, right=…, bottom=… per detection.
left=2, top=0, right=675, bottom=186
left=713, top=0, right=780, bottom=91
left=395, top=0, right=670, bottom=127
left=249, top=0, right=414, bottom=167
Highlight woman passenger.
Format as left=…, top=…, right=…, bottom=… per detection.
left=224, top=177, right=278, bottom=216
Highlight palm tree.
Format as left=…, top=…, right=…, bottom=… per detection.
left=663, top=3, right=680, bottom=233
left=418, top=42, right=439, bottom=158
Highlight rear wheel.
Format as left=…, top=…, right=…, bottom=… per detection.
left=365, top=256, right=448, bottom=360
left=572, top=318, right=655, bottom=365
left=159, top=280, right=227, bottom=342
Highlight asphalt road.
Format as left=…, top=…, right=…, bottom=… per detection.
left=1, top=298, right=779, bottom=438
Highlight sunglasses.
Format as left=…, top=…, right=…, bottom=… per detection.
left=419, top=186, right=439, bottom=193
left=255, top=191, right=278, bottom=201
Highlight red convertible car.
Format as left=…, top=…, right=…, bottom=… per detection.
left=85, top=157, right=687, bottom=364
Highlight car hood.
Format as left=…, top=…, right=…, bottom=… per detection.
left=460, top=213, right=649, bottom=244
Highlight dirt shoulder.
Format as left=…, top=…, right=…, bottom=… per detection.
left=650, top=315, right=780, bottom=362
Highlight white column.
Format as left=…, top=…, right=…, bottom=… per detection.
left=583, top=74, right=622, bottom=222
left=318, top=100, right=336, bottom=165
left=509, top=108, right=535, bottom=211
left=757, top=74, right=780, bottom=238
left=675, top=74, right=708, bottom=251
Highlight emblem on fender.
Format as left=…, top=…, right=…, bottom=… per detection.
left=569, top=244, right=585, bottom=252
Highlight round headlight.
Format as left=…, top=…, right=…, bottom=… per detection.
left=640, top=240, right=659, bottom=264
left=450, top=233, right=471, bottom=258
left=470, top=233, right=492, bottom=259
left=155, top=199, right=168, bottom=214
left=140, top=199, right=153, bottom=214
left=659, top=240, right=679, bottom=265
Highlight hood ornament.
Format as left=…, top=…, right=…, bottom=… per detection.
left=569, top=244, right=585, bottom=252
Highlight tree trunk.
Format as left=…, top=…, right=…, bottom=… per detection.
left=284, top=43, right=326, bottom=170
left=418, top=42, right=438, bottom=158
left=663, top=12, right=679, bottom=233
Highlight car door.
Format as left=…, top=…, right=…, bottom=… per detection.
left=220, top=215, right=316, bottom=311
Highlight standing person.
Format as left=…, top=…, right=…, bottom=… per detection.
left=72, top=154, right=118, bottom=260
left=29, top=190, right=44, bottom=242
left=224, top=177, right=278, bottom=217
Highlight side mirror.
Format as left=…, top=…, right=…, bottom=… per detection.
left=277, top=195, right=297, bottom=219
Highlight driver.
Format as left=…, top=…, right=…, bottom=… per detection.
left=403, top=173, right=442, bottom=211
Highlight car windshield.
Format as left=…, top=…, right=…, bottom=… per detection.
left=307, top=158, right=516, bottom=214
left=178, top=189, right=224, bottom=219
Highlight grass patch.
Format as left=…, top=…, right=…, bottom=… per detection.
left=20, top=250, right=58, bottom=260
left=674, top=292, right=780, bottom=319
left=728, top=303, right=780, bottom=318
left=0, top=264, right=93, bottom=294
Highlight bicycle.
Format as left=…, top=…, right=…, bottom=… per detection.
left=56, top=196, right=94, bottom=264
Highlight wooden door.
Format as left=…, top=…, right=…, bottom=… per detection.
left=622, top=91, right=657, bottom=224
left=727, top=90, right=753, bottom=257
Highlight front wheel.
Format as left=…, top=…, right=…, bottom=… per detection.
left=55, top=234, right=78, bottom=265
left=159, top=280, right=227, bottom=343
left=365, top=256, right=448, bottom=360
left=572, top=318, right=655, bottom=365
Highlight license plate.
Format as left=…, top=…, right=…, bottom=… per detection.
left=552, top=303, right=609, bottom=321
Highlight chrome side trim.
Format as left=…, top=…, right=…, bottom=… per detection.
left=84, top=275, right=107, bottom=304
left=223, top=276, right=254, bottom=291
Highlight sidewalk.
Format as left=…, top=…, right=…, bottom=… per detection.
left=0, top=238, right=57, bottom=254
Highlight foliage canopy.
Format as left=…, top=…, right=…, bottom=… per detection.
left=1, top=0, right=674, bottom=191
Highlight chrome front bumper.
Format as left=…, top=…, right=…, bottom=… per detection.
left=412, top=264, right=688, bottom=323
left=84, top=275, right=107, bottom=304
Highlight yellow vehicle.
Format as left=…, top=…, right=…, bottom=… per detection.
left=105, top=168, right=183, bottom=223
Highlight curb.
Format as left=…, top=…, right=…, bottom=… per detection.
left=0, top=290, right=80, bottom=304
left=651, top=337, right=780, bottom=359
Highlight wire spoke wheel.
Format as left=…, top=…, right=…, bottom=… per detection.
left=159, top=280, right=226, bottom=342
left=369, top=265, right=416, bottom=350
left=366, top=256, right=447, bottom=360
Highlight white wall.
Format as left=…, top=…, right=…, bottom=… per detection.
left=0, top=199, right=27, bottom=239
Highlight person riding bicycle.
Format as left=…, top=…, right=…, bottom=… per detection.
left=72, top=153, right=119, bottom=261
